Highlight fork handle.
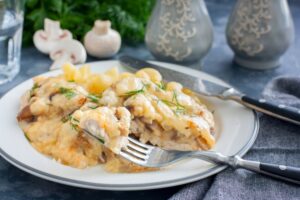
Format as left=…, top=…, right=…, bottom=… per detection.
left=190, top=152, right=300, bottom=184
left=230, top=156, right=300, bottom=185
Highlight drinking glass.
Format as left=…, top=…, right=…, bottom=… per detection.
left=0, top=0, right=24, bottom=85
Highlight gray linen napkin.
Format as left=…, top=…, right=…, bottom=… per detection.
left=169, top=76, right=300, bottom=200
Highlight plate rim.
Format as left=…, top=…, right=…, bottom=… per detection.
left=0, top=60, right=259, bottom=191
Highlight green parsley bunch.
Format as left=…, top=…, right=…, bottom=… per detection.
left=23, top=0, right=155, bottom=46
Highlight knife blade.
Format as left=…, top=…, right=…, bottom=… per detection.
left=119, top=55, right=235, bottom=98
left=119, top=55, right=300, bottom=126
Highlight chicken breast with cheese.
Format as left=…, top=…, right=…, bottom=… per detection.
left=17, top=65, right=216, bottom=172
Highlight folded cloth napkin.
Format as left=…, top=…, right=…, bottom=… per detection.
left=169, top=76, right=300, bottom=200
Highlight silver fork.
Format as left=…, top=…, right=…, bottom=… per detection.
left=120, top=137, right=300, bottom=185
left=82, top=127, right=300, bottom=185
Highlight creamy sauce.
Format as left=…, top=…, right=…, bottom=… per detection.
left=17, top=67, right=215, bottom=172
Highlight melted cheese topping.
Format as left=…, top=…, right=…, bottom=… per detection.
left=73, top=107, right=131, bottom=154
left=17, top=66, right=215, bottom=172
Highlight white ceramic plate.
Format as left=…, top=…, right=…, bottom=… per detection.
left=0, top=61, right=259, bottom=191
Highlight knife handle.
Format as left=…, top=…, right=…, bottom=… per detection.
left=259, top=162, right=300, bottom=184
left=241, top=96, right=300, bottom=125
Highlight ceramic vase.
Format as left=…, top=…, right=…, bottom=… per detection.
left=226, top=0, right=295, bottom=70
left=145, top=0, right=213, bottom=64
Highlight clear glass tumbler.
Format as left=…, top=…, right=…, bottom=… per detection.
left=0, top=0, right=24, bottom=85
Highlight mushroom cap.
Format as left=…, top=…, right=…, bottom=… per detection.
left=84, top=28, right=121, bottom=58
left=50, top=39, right=87, bottom=64
left=33, top=18, right=73, bottom=54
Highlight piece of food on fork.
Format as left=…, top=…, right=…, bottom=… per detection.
left=73, top=106, right=131, bottom=154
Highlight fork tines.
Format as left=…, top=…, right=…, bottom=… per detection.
left=120, top=137, right=152, bottom=165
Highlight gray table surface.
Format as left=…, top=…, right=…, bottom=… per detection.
left=0, top=0, right=299, bottom=199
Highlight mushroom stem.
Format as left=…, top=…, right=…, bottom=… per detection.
left=33, top=18, right=73, bottom=54
left=49, top=39, right=87, bottom=70
left=50, top=53, right=71, bottom=70
left=93, top=20, right=111, bottom=35
left=44, top=19, right=62, bottom=40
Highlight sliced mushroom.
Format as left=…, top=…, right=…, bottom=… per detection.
left=49, top=39, right=87, bottom=70
left=17, top=105, right=34, bottom=121
left=33, top=18, right=72, bottom=54
left=19, top=91, right=30, bottom=111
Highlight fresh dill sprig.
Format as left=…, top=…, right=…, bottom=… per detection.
left=123, top=88, right=145, bottom=97
left=24, top=132, right=31, bottom=142
left=87, top=94, right=102, bottom=103
left=70, top=117, right=80, bottom=131
left=156, top=81, right=166, bottom=90
left=88, top=105, right=99, bottom=109
left=72, top=117, right=79, bottom=123
left=121, top=81, right=153, bottom=98
left=160, top=99, right=178, bottom=107
left=61, top=114, right=80, bottom=131
left=161, top=99, right=185, bottom=109
left=142, top=82, right=151, bottom=89
left=98, top=137, right=105, bottom=144
left=70, top=122, right=79, bottom=131
left=172, top=91, right=180, bottom=104
left=30, top=83, right=40, bottom=97
left=121, top=86, right=145, bottom=97
left=173, top=107, right=186, bottom=115
left=160, top=91, right=186, bottom=116
left=59, top=87, right=76, bottom=100
left=61, top=115, right=72, bottom=123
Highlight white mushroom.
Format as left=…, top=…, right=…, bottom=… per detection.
left=33, top=18, right=73, bottom=54
left=84, top=20, right=121, bottom=58
left=49, top=39, right=87, bottom=70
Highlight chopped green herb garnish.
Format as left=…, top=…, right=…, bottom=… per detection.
left=32, top=83, right=39, bottom=90
left=70, top=116, right=80, bottom=131
left=30, top=83, right=40, bottom=97
left=120, top=81, right=152, bottom=98
left=159, top=92, right=186, bottom=116
left=160, top=99, right=178, bottom=107
left=121, top=86, right=145, bottom=97
left=98, top=137, right=105, bottom=144
left=88, top=106, right=98, bottom=109
left=59, top=87, right=76, bottom=100
left=87, top=94, right=101, bottom=103
left=70, top=122, right=79, bottom=131
left=68, top=80, right=75, bottom=82
left=61, top=115, right=72, bottom=123
left=161, top=99, right=185, bottom=111
left=142, top=82, right=151, bottom=89
left=61, top=115, right=80, bottom=131
left=173, top=107, right=186, bottom=116
left=172, top=91, right=179, bottom=104
left=24, top=132, right=31, bottom=142
left=156, top=81, right=167, bottom=90
left=72, top=118, right=80, bottom=123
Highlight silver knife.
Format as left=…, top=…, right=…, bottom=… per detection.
left=119, top=55, right=300, bottom=125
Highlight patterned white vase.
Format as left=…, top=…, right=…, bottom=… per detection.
left=226, top=0, right=295, bottom=70
left=145, top=0, right=213, bottom=64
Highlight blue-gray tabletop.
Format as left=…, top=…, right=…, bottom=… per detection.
left=0, top=0, right=299, bottom=199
